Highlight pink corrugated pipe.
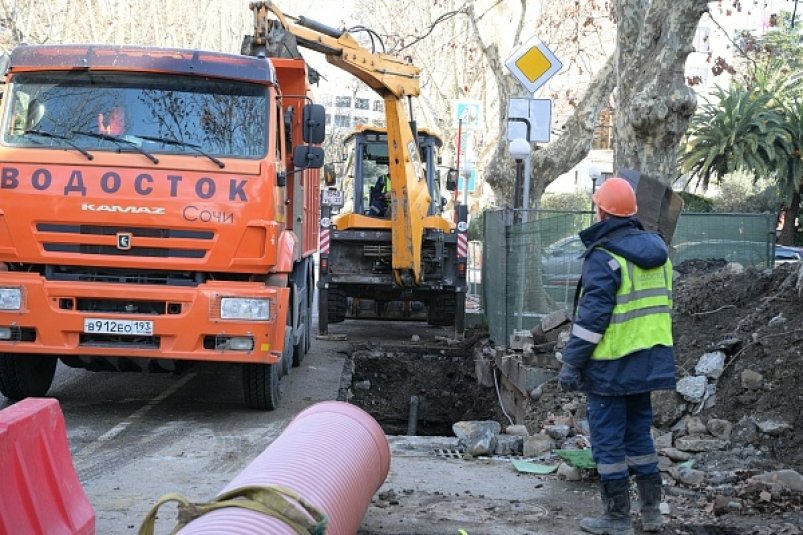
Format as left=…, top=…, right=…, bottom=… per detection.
left=179, top=401, right=390, bottom=535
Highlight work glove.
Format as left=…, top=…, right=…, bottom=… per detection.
left=559, top=363, right=583, bottom=392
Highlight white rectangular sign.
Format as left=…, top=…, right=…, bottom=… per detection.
left=507, top=98, right=552, bottom=143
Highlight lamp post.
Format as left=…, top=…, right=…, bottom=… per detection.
left=508, top=137, right=530, bottom=330
left=509, top=138, right=530, bottom=223
left=588, top=165, right=602, bottom=213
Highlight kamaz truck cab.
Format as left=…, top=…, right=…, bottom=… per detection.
left=0, top=44, right=325, bottom=410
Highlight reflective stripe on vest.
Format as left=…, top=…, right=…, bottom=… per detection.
left=591, top=249, right=673, bottom=360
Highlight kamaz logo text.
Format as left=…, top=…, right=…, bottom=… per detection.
left=81, top=203, right=166, bottom=215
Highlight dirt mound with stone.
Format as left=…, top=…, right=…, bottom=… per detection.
left=668, top=262, right=802, bottom=470
left=515, top=262, right=803, bottom=533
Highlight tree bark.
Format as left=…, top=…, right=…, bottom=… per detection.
left=529, top=54, right=616, bottom=208
left=614, top=0, right=708, bottom=184
left=779, top=189, right=801, bottom=245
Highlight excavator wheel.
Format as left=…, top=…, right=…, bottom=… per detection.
left=427, top=294, right=456, bottom=326
left=0, top=353, right=57, bottom=400
left=327, top=288, right=347, bottom=323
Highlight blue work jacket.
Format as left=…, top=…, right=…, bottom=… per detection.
left=562, top=216, right=677, bottom=396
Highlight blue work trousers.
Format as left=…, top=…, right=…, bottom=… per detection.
left=587, top=392, right=659, bottom=481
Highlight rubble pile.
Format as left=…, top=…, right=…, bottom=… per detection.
left=473, top=262, right=803, bottom=532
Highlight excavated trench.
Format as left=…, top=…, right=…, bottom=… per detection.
left=342, top=344, right=503, bottom=436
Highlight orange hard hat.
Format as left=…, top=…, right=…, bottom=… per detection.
left=593, top=177, right=637, bottom=217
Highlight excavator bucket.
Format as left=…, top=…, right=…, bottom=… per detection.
left=241, top=1, right=302, bottom=59
left=618, top=169, right=683, bottom=245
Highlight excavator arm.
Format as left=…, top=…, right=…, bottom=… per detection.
left=247, top=1, right=432, bottom=286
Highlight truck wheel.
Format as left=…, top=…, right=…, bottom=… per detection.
left=328, top=288, right=347, bottom=323
left=293, top=284, right=308, bottom=367
left=427, top=294, right=456, bottom=326
left=303, top=304, right=312, bottom=352
left=292, top=318, right=307, bottom=367
left=0, top=354, right=57, bottom=400
left=242, top=362, right=280, bottom=411
left=281, top=325, right=293, bottom=377
left=304, top=270, right=313, bottom=353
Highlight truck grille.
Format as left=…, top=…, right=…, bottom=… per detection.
left=37, top=223, right=212, bottom=259
left=79, top=333, right=160, bottom=349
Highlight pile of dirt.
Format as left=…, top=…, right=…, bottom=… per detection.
left=517, top=262, right=803, bottom=532
left=670, top=262, right=802, bottom=470
left=522, top=262, right=802, bottom=467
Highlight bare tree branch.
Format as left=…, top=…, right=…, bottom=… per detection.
left=530, top=54, right=616, bottom=205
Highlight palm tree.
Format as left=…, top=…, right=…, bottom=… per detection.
left=681, top=85, right=791, bottom=191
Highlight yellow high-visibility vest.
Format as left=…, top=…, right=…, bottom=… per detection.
left=592, top=249, right=673, bottom=360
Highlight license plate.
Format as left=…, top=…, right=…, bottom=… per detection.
left=322, top=189, right=344, bottom=206
left=83, top=318, right=154, bottom=336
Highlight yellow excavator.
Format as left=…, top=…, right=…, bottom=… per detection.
left=244, top=2, right=468, bottom=335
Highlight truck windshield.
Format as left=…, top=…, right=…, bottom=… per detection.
left=2, top=71, right=268, bottom=159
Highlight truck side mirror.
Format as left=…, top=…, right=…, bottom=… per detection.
left=302, top=104, right=326, bottom=144
left=293, top=145, right=325, bottom=169
left=323, top=163, right=336, bottom=186
left=445, top=168, right=458, bottom=192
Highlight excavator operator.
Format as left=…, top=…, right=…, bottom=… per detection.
left=369, top=173, right=391, bottom=217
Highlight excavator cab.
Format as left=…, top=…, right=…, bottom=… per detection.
left=341, top=126, right=444, bottom=220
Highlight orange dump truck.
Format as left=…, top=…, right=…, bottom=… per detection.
left=0, top=44, right=324, bottom=409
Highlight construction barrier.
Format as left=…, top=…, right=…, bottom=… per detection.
left=0, top=398, right=95, bottom=535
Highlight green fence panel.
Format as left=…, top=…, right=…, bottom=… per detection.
left=672, top=213, right=776, bottom=268
left=482, top=210, right=776, bottom=346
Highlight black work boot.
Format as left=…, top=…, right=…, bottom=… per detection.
left=579, top=478, right=635, bottom=535
left=636, top=472, right=663, bottom=532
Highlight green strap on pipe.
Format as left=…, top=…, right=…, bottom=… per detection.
left=138, top=484, right=328, bottom=535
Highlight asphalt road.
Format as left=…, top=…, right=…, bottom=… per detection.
left=0, top=316, right=456, bottom=534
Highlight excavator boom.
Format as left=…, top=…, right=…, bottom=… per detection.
left=248, top=1, right=431, bottom=285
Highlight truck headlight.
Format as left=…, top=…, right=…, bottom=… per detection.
left=220, top=297, right=270, bottom=320
left=0, top=288, right=22, bottom=310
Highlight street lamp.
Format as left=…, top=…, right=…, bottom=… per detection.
left=508, top=137, right=530, bottom=330
left=588, top=165, right=602, bottom=212
left=509, top=138, right=530, bottom=220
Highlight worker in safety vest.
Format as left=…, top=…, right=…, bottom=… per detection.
left=560, top=176, right=675, bottom=535
left=369, top=173, right=391, bottom=217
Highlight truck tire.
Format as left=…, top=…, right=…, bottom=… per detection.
left=292, top=274, right=309, bottom=367
left=303, top=298, right=312, bottom=353
left=327, top=288, right=347, bottom=323
left=0, top=354, right=57, bottom=400
left=427, top=293, right=456, bottom=326
left=242, top=362, right=280, bottom=411
left=304, top=270, right=313, bottom=353
left=281, top=325, right=293, bottom=377
left=292, top=305, right=308, bottom=367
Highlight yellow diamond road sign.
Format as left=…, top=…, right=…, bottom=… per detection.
left=505, top=36, right=563, bottom=94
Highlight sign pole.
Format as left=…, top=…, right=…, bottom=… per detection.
left=454, top=119, right=462, bottom=203
left=463, top=169, right=470, bottom=210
